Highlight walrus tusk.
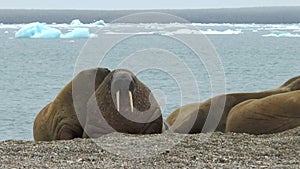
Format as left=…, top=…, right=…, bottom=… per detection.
left=116, top=90, right=120, bottom=112
left=116, top=90, right=133, bottom=112
left=129, top=91, right=134, bottom=113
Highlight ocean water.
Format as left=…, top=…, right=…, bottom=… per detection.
left=0, top=23, right=300, bottom=140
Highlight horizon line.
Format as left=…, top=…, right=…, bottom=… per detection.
left=0, top=5, right=300, bottom=11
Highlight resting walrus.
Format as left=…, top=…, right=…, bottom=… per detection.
left=226, top=90, right=300, bottom=134
left=34, top=68, right=164, bottom=141
left=166, top=75, right=300, bottom=134
left=33, top=68, right=110, bottom=141
left=83, top=69, right=163, bottom=138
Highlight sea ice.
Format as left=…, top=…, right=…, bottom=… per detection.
left=201, top=29, right=242, bottom=35
left=164, top=28, right=242, bottom=35
left=15, top=22, right=61, bottom=38
left=262, top=31, right=300, bottom=38
left=60, top=28, right=96, bottom=38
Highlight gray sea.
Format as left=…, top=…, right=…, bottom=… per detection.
left=0, top=23, right=300, bottom=140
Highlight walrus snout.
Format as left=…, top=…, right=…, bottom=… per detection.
left=111, top=70, right=136, bottom=113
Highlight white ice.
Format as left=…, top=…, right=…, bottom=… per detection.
left=262, top=30, right=300, bottom=38
left=69, top=19, right=105, bottom=27
left=70, top=19, right=84, bottom=26
left=60, top=28, right=97, bottom=38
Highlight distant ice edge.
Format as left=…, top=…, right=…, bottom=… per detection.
left=9, top=20, right=300, bottom=38
left=15, top=19, right=105, bottom=39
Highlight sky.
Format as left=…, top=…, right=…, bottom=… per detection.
left=1, top=0, right=300, bottom=9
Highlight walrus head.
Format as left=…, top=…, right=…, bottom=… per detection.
left=111, top=70, right=136, bottom=114
left=280, top=75, right=300, bottom=91
left=84, top=69, right=163, bottom=138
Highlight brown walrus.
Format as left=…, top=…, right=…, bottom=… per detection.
left=166, top=75, right=300, bottom=134
left=34, top=68, right=164, bottom=141
left=33, top=68, right=110, bottom=141
left=226, top=90, right=300, bottom=134
left=83, top=69, right=163, bottom=138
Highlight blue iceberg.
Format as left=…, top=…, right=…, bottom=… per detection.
left=15, top=22, right=98, bottom=39
left=92, top=20, right=105, bottom=26
left=15, top=22, right=61, bottom=38
left=60, top=28, right=97, bottom=38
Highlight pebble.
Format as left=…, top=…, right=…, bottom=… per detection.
left=0, top=127, right=299, bottom=168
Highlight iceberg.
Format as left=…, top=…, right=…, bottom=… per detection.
left=60, top=28, right=97, bottom=38
left=15, top=22, right=98, bottom=39
left=70, top=19, right=83, bottom=26
left=92, top=20, right=105, bottom=26
left=15, top=22, right=61, bottom=38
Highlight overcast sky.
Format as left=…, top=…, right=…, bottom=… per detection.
left=1, top=0, right=300, bottom=9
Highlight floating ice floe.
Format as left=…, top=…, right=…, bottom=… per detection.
left=192, top=23, right=261, bottom=28
left=0, top=23, right=20, bottom=29
left=92, top=20, right=106, bottom=26
left=15, top=22, right=61, bottom=38
left=167, top=29, right=242, bottom=35
left=69, top=19, right=105, bottom=27
left=191, top=23, right=300, bottom=33
left=262, top=31, right=300, bottom=38
left=104, top=28, right=243, bottom=36
left=201, top=29, right=242, bottom=35
left=15, top=22, right=97, bottom=39
left=61, top=28, right=97, bottom=38
left=262, top=24, right=300, bottom=31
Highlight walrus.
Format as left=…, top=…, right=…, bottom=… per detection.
left=166, top=75, right=300, bottom=134
left=226, top=90, right=300, bottom=134
left=83, top=69, right=163, bottom=138
left=33, top=68, right=110, bottom=141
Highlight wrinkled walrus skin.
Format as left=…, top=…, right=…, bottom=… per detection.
left=83, top=69, right=163, bottom=138
left=33, top=68, right=110, bottom=141
left=226, top=90, right=300, bottom=134
left=166, top=75, right=300, bottom=134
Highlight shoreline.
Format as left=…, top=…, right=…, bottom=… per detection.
left=1, top=127, right=299, bottom=168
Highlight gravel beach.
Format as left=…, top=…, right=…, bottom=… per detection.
left=1, top=127, right=299, bottom=168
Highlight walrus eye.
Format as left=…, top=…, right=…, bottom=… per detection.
left=129, top=81, right=135, bottom=92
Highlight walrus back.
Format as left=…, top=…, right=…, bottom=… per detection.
left=166, top=75, right=300, bottom=134
left=226, top=90, right=300, bottom=134
left=33, top=67, right=110, bottom=141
